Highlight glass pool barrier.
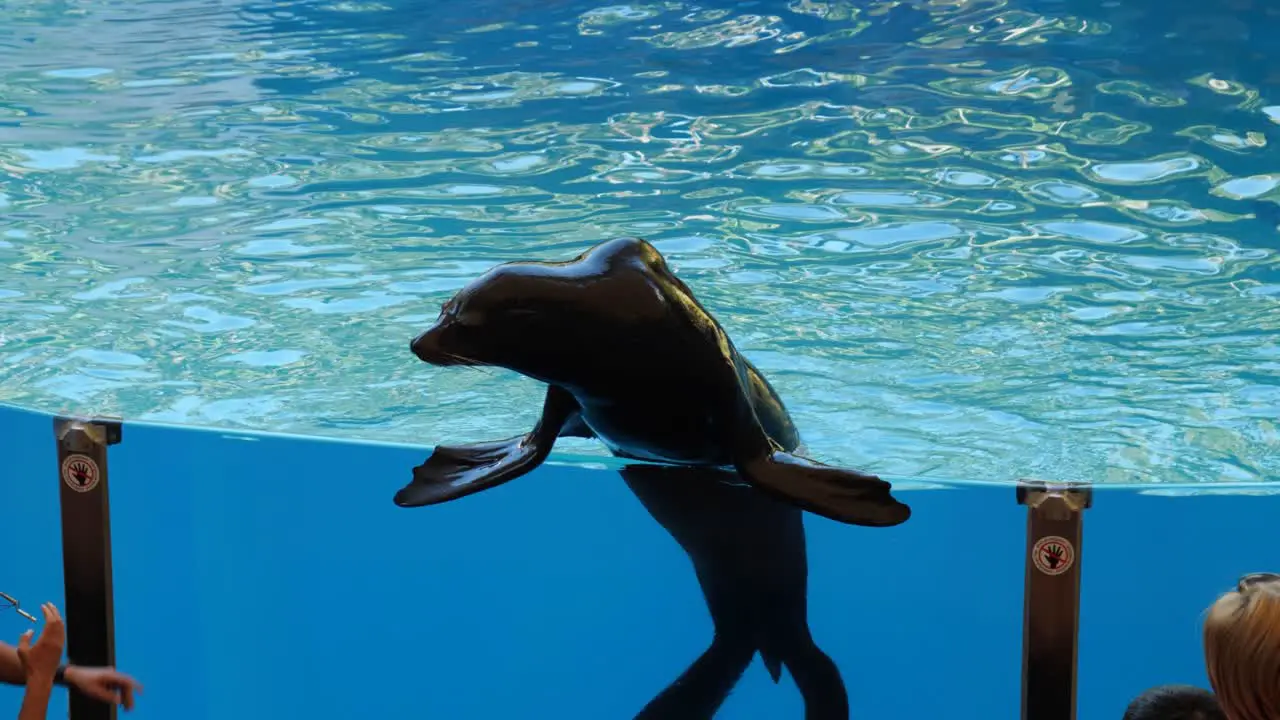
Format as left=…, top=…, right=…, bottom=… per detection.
left=52, top=415, right=1095, bottom=720
left=4, top=400, right=1278, bottom=720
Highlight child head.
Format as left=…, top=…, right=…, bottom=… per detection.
left=1203, top=572, right=1280, bottom=720
left=1123, top=685, right=1224, bottom=720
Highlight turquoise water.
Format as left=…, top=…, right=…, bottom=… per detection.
left=5, top=3, right=1280, bottom=718
left=2, top=0, right=1279, bottom=486
left=3, top=402, right=1279, bottom=720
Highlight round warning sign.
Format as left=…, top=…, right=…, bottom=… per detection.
left=1032, top=535, right=1075, bottom=576
left=61, top=454, right=100, bottom=493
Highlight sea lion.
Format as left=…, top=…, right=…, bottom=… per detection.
left=622, top=463, right=849, bottom=720
left=397, top=236, right=910, bottom=528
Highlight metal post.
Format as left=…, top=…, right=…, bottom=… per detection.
left=1017, top=479, right=1092, bottom=720
left=54, top=416, right=122, bottom=720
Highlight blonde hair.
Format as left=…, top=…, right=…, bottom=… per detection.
left=1203, top=574, right=1280, bottom=720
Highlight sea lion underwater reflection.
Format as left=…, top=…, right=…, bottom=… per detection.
left=621, top=463, right=852, bottom=720
left=398, top=236, right=911, bottom=718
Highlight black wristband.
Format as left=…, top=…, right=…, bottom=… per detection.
left=53, top=665, right=68, bottom=686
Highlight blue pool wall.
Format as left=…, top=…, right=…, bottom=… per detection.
left=1, top=402, right=1276, bottom=719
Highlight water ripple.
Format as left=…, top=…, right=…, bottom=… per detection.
left=1, top=0, right=1279, bottom=486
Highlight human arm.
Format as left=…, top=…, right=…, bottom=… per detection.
left=60, top=665, right=139, bottom=710
left=0, top=624, right=140, bottom=709
left=0, top=642, right=62, bottom=688
left=0, top=642, right=24, bottom=685
left=17, top=676, right=52, bottom=720
left=15, top=603, right=64, bottom=720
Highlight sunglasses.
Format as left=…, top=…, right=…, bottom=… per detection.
left=1237, top=572, right=1280, bottom=593
left=0, top=592, right=36, bottom=623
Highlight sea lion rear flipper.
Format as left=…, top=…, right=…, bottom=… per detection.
left=716, top=360, right=911, bottom=527
left=738, top=451, right=910, bottom=528
left=393, top=384, right=584, bottom=507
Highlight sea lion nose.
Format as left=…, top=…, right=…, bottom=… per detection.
left=410, top=330, right=433, bottom=361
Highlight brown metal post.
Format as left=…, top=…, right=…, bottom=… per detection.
left=54, top=416, right=122, bottom=720
left=1017, top=479, right=1092, bottom=720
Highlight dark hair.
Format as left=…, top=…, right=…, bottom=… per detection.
left=1124, top=685, right=1226, bottom=720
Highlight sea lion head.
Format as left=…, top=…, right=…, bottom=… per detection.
left=408, top=265, right=611, bottom=384
left=410, top=238, right=679, bottom=385
left=411, top=266, right=545, bottom=365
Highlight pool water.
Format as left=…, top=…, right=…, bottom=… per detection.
left=2, top=0, right=1279, bottom=487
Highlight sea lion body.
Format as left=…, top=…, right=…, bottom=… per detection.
left=562, top=351, right=799, bottom=468
left=398, top=236, right=910, bottom=528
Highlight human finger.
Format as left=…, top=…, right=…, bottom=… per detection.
left=82, top=684, right=119, bottom=705
left=45, top=617, right=65, bottom=646
left=37, top=604, right=65, bottom=647
left=106, top=671, right=141, bottom=692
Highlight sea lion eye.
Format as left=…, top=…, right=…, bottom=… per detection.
left=457, top=308, right=485, bottom=327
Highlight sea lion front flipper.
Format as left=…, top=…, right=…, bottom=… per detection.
left=393, top=384, right=584, bottom=507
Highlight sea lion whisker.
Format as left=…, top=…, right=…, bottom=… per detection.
left=441, top=350, right=488, bottom=368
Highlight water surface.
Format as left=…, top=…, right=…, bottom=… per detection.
left=2, top=0, right=1279, bottom=485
